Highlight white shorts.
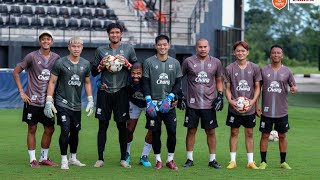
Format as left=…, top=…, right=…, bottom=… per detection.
left=129, top=101, right=144, bottom=119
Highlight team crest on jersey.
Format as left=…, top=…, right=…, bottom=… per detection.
left=264, top=107, right=269, bottom=112
left=37, top=61, right=41, bottom=64
left=150, top=120, right=155, bottom=126
left=105, top=52, right=109, bottom=56
left=68, top=74, right=81, bottom=86
left=248, top=71, right=252, bottom=74
left=235, top=73, right=238, bottom=76
left=27, top=113, right=32, bottom=120
left=194, top=64, right=197, bottom=67
left=154, top=65, right=158, bottom=69
left=31, top=95, right=37, bottom=101
left=80, top=66, right=84, bottom=71
left=38, top=69, right=51, bottom=81
left=120, top=50, right=124, bottom=55
left=156, top=73, right=170, bottom=85
left=195, top=71, right=210, bottom=83
left=236, top=80, right=250, bottom=91
left=169, top=64, right=173, bottom=70
left=268, top=81, right=282, bottom=93
left=208, top=64, right=212, bottom=68
left=267, top=74, right=270, bottom=77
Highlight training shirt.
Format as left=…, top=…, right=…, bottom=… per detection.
left=225, top=61, right=262, bottom=115
left=18, top=50, right=60, bottom=107
left=51, top=56, right=91, bottom=111
left=182, top=55, right=223, bottom=109
left=261, top=64, right=296, bottom=118
left=92, top=43, right=137, bottom=93
left=143, top=55, right=183, bottom=101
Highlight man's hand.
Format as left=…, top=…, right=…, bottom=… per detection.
left=86, top=96, right=94, bottom=117
left=290, top=82, right=297, bottom=94
left=159, top=93, right=175, bottom=113
left=98, top=55, right=111, bottom=72
left=116, top=55, right=132, bottom=70
left=20, top=91, right=31, bottom=104
left=145, top=96, right=157, bottom=118
left=212, top=91, right=223, bottom=111
left=44, top=96, right=57, bottom=118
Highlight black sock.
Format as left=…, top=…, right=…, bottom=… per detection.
left=260, top=151, right=267, bottom=163
left=280, top=152, right=286, bottom=163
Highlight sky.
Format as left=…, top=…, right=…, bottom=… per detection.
left=222, top=0, right=249, bottom=27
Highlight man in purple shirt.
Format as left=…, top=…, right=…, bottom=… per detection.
left=258, top=45, right=297, bottom=170
left=181, top=38, right=223, bottom=169
left=225, top=41, right=261, bottom=169
left=12, top=31, right=60, bottom=168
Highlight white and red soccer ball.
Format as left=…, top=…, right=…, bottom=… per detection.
left=235, top=96, right=250, bottom=113
left=268, top=130, right=279, bottom=142
left=107, top=55, right=123, bottom=72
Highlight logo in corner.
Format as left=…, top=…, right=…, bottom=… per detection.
left=272, top=0, right=287, bottom=10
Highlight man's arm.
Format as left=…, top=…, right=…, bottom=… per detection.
left=250, top=81, right=261, bottom=107
left=12, top=65, right=31, bottom=104
left=226, top=82, right=236, bottom=109
left=215, top=76, right=223, bottom=92
left=47, top=74, right=58, bottom=97
left=84, top=76, right=93, bottom=97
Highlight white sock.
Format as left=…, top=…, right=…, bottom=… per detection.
left=187, top=151, right=193, bottom=161
left=127, top=142, right=131, bottom=154
left=61, top=155, right=68, bottom=162
left=28, top=150, right=36, bottom=163
left=247, top=153, right=254, bottom=164
left=141, top=142, right=152, bottom=157
left=167, top=153, right=174, bottom=162
left=209, top=154, right=216, bottom=162
left=155, top=154, right=161, bottom=162
left=40, top=148, right=49, bottom=161
left=230, top=152, right=236, bottom=162
left=70, top=153, right=76, bottom=161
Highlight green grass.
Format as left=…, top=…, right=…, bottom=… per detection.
left=0, top=95, right=319, bottom=179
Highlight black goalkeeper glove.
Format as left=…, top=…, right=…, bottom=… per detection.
left=177, top=89, right=186, bottom=110
left=212, top=91, right=223, bottom=111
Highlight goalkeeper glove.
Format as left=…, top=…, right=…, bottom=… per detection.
left=44, top=96, right=57, bottom=118
left=86, top=96, right=94, bottom=117
left=145, top=96, right=157, bottom=118
left=212, top=91, right=223, bottom=111
left=159, top=93, right=175, bottom=113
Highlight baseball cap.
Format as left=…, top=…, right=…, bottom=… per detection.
left=38, top=30, right=53, bottom=40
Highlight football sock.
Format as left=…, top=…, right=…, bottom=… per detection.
left=247, top=153, right=254, bottom=164
left=167, top=153, right=174, bottom=162
left=230, top=152, right=236, bottom=162
left=61, top=155, right=67, bottom=162
left=209, top=154, right=216, bottom=162
left=155, top=154, right=161, bottom=162
left=141, top=142, right=152, bottom=157
left=40, top=148, right=49, bottom=161
left=70, top=153, right=76, bottom=161
left=280, top=152, right=286, bottom=163
left=187, top=151, right=193, bottom=161
left=260, top=151, right=267, bottom=163
left=127, top=142, right=131, bottom=154
left=28, top=149, right=36, bottom=163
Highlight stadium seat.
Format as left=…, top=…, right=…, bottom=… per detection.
left=51, top=0, right=61, bottom=5
left=0, top=16, right=6, bottom=27
left=82, top=8, right=93, bottom=18
left=8, top=16, right=18, bottom=27
left=22, top=5, right=34, bottom=16
left=94, top=8, right=105, bottom=18
left=47, top=6, right=58, bottom=17
left=74, top=0, right=85, bottom=7
left=91, top=18, right=102, bottom=30
left=58, top=7, right=70, bottom=17
left=63, top=0, right=73, bottom=7
left=30, top=16, right=41, bottom=28
left=116, top=20, right=127, bottom=32
left=80, top=18, right=91, bottom=30
left=38, top=0, right=49, bottom=5
left=97, top=0, right=108, bottom=8
left=35, top=6, right=46, bottom=16
left=43, top=16, right=54, bottom=28
left=55, top=17, right=66, bottom=29
left=70, top=7, right=81, bottom=17
left=0, top=4, right=9, bottom=14
left=10, top=5, right=21, bottom=15
left=67, top=17, right=78, bottom=29
left=2, top=0, right=14, bottom=4
left=86, top=0, right=95, bottom=7
left=26, top=0, right=38, bottom=4
left=18, top=16, right=30, bottom=28
left=106, top=9, right=117, bottom=20
left=102, top=19, right=112, bottom=29
left=15, top=0, right=26, bottom=4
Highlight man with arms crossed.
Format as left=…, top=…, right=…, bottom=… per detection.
left=258, top=45, right=297, bottom=170
left=44, top=37, right=94, bottom=170
left=181, top=38, right=223, bottom=169
left=91, top=23, right=137, bottom=168
left=143, top=34, right=182, bottom=170
left=12, top=30, right=59, bottom=168
left=225, top=41, right=261, bottom=169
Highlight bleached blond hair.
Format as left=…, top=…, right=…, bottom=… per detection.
left=69, top=37, right=83, bottom=45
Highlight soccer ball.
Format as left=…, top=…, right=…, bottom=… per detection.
left=268, top=130, right=279, bottom=142
left=106, top=56, right=123, bottom=73
left=235, top=96, right=250, bottom=113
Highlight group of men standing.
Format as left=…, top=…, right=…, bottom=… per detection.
left=12, top=22, right=297, bottom=171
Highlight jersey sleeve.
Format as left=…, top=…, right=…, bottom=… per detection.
left=224, top=66, right=231, bottom=83
left=128, top=45, right=138, bottom=64
left=253, top=64, right=262, bottom=82
left=181, top=58, right=188, bottom=76
left=288, top=69, right=296, bottom=87
left=142, top=59, right=150, bottom=78
left=85, top=61, right=91, bottom=77
left=18, top=53, right=33, bottom=70
left=215, top=58, right=223, bottom=78
left=51, top=59, right=61, bottom=76
left=175, top=60, right=183, bottom=78
left=92, top=48, right=102, bottom=67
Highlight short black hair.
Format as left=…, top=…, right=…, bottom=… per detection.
left=270, top=44, right=283, bottom=54
left=132, top=62, right=143, bottom=70
left=106, top=23, right=124, bottom=33
left=155, top=34, right=170, bottom=44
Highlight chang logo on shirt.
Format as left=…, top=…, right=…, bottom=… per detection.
left=236, top=80, right=250, bottom=91
left=156, top=73, right=170, bottom=85
left=132, top=92, right=144, bottom=100
left=68, top=74, right=81, bottom=86
left=267, top=81, right=282, bottom=93
left=195, top=71, right=210, bottom=83
left=38, top=69, right=50, bottom=81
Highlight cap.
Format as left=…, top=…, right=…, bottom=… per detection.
left=38, top=30, right=53, bottom=40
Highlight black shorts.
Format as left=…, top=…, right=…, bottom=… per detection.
left=226, top=111, right=256, bottom=128
left=184, top=107, right=218, bottom=129
left=22, top=103, right=55, bottom=127
left=145, top=109, right=177, bottom=133
left=259, top=115, right=289, bottom=134
left=56, top=105, right=82, bottom=131
left=95, top=87, right=130, bottom=122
